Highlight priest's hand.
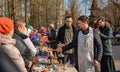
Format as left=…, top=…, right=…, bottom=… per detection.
left=92, top=60, right=99, bottom=66
left=56, top=47, right=62, bottom=52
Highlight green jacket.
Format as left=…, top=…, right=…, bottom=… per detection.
left=99, top=25, right=113, bottom=56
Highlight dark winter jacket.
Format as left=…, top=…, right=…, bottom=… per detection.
left=56, top=24, right=77, bottom=53
left=99, top=25, right=113, bottom=56
left=48, top=29, right=57, bottom=49
left=56, top=24, right=77, bottom=44
left=48, top=29, right=56, bottom=41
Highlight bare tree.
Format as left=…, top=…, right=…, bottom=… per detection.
left=0, top=0, right=81, bottom=29
left=100, top=0, right=120, bottom=30
left=65, top=0, right=81, bottom=26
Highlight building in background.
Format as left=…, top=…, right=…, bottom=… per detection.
left=89, top=0, right=100, bottom=28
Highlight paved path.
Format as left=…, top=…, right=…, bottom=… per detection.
left=97, top=46, right=120, bottom=72
left=112, top=46, right=120, bottom=71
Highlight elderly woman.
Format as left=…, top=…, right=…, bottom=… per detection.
left=0, top=17, right=27, bottom=72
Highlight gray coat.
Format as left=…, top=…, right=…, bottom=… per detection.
left=1, top=34, right=27, bottom=72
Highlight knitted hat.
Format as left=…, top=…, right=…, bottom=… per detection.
left=27, top=24, right=33, bottom=29
left=0, top=17, right=14, bottom=34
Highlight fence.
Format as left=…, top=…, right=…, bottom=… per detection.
left=112, top=37, right=120, bottom=45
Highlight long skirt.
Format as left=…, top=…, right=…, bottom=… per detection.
left=101, top=55, right=116, bottom=72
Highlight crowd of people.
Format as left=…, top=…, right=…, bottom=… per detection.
left=0, top=15, right=118, bottom=72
